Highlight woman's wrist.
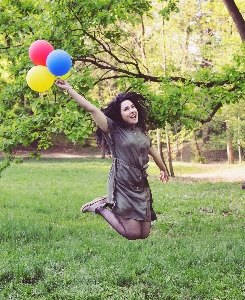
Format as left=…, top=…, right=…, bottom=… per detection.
left=67, top=87, right=73, bottom=92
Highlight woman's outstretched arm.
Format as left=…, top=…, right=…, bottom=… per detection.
left=55, top=79, right=109, bottom=134
left=148, top=145, right=169, bottom=183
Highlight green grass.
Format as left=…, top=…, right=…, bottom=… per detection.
left=1, top=158, right=245, bottom=299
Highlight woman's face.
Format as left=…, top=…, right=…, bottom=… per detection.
left=120, top=100, right=138, bottom=125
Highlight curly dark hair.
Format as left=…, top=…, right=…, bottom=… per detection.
left=96, top=92, right=150, bottom=151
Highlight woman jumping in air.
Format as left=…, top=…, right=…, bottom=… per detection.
left=55, top=79, right=169, bottom=240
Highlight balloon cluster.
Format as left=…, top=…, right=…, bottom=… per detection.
left=26, top=40, right=72, bottom=92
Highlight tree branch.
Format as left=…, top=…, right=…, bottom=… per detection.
left=200, top=102, right=223, bottom=124
left=222, top=0, right=245, bottom=42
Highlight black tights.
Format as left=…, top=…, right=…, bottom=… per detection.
left=95, top=206, right=151, bottom=240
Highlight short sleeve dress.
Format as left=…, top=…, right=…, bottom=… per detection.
left=102, top=117, right=157, bottom=222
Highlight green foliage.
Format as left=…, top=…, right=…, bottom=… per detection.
left=0, top=0, right=155, bottom=157
left=203, top=97, right=245, bottom=153
left=159, top=0, right=180, bottom=20
left=0, top=155, right=23, bottom=178
left=192, top=153, right=206, bottom=164
left=0, top=87, right=95, bottom=150
left=1, top=0, right=245, bottom=160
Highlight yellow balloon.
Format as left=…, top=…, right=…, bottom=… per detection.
left=58, top=70, right=71, bottom=80
left=26, top=66, right=55, bottom=92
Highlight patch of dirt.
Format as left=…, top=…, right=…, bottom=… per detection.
left=0, top=145, right=103, bottom=159
left=177, top=142, right=239, bottom=163
left=173, top=164, right=245, bottom=183
left=171, top=143, right=244, bottom=183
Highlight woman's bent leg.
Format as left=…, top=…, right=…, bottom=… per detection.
left=95, top=207, right=142, bottom=240
left=139, top=221, right=151, bottom=239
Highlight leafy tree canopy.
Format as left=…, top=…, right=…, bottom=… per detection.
left=1, top=0, right=245, bottom=158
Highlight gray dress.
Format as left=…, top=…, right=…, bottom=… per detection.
left=102, top=117, right=157, bottom=222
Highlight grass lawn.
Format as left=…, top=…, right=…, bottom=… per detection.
left=0, top=158, right=245, bottom=299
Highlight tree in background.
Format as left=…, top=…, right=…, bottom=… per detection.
left=1, top=0, right=245, bottom=174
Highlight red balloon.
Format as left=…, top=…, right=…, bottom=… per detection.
left=29, top=40, right=54, bottom=66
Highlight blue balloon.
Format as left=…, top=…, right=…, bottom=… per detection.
left=46, top=49, right=72, bottom=76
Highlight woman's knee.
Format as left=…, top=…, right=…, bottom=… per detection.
left=125, top=231, right=149, bottom=240
left=117, top=217, right=141, bottom=240
left=123, top=225, right=141, bottom=240
left=117, top=217, right=150, bottom=240
left=125, top=231, right=141, bottom=240
left=124, top=228, right=150, bottom=240
left=139, top=231, right=150, bottom=239
left=139, top=221, right=151, bottom=239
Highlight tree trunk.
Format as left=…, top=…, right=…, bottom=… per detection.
left=140, top=16, right=148, bottom=74
left=225, top=120, right=234, bottom=164
left=157, top=128, right=169, bottom=176
left=165, top=124, right=174, bottom=177
left=175, top=139, right=181, bottom=161
left=101, top=136, right=105, bottom=159
left=227, top=140, right=234, bottom=164
left=202, top=123, right=210, bottom=144
left=237, top=116, right=242, bottom=164
left=238, top=137, right=245, bottom=189
left=193, top=130, right=202, bottom=157
left=238, top=139, right=242, bottom=163
left=83, top=138, right=89, bottom=147
left=222, top=0, right=245, bottom=42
